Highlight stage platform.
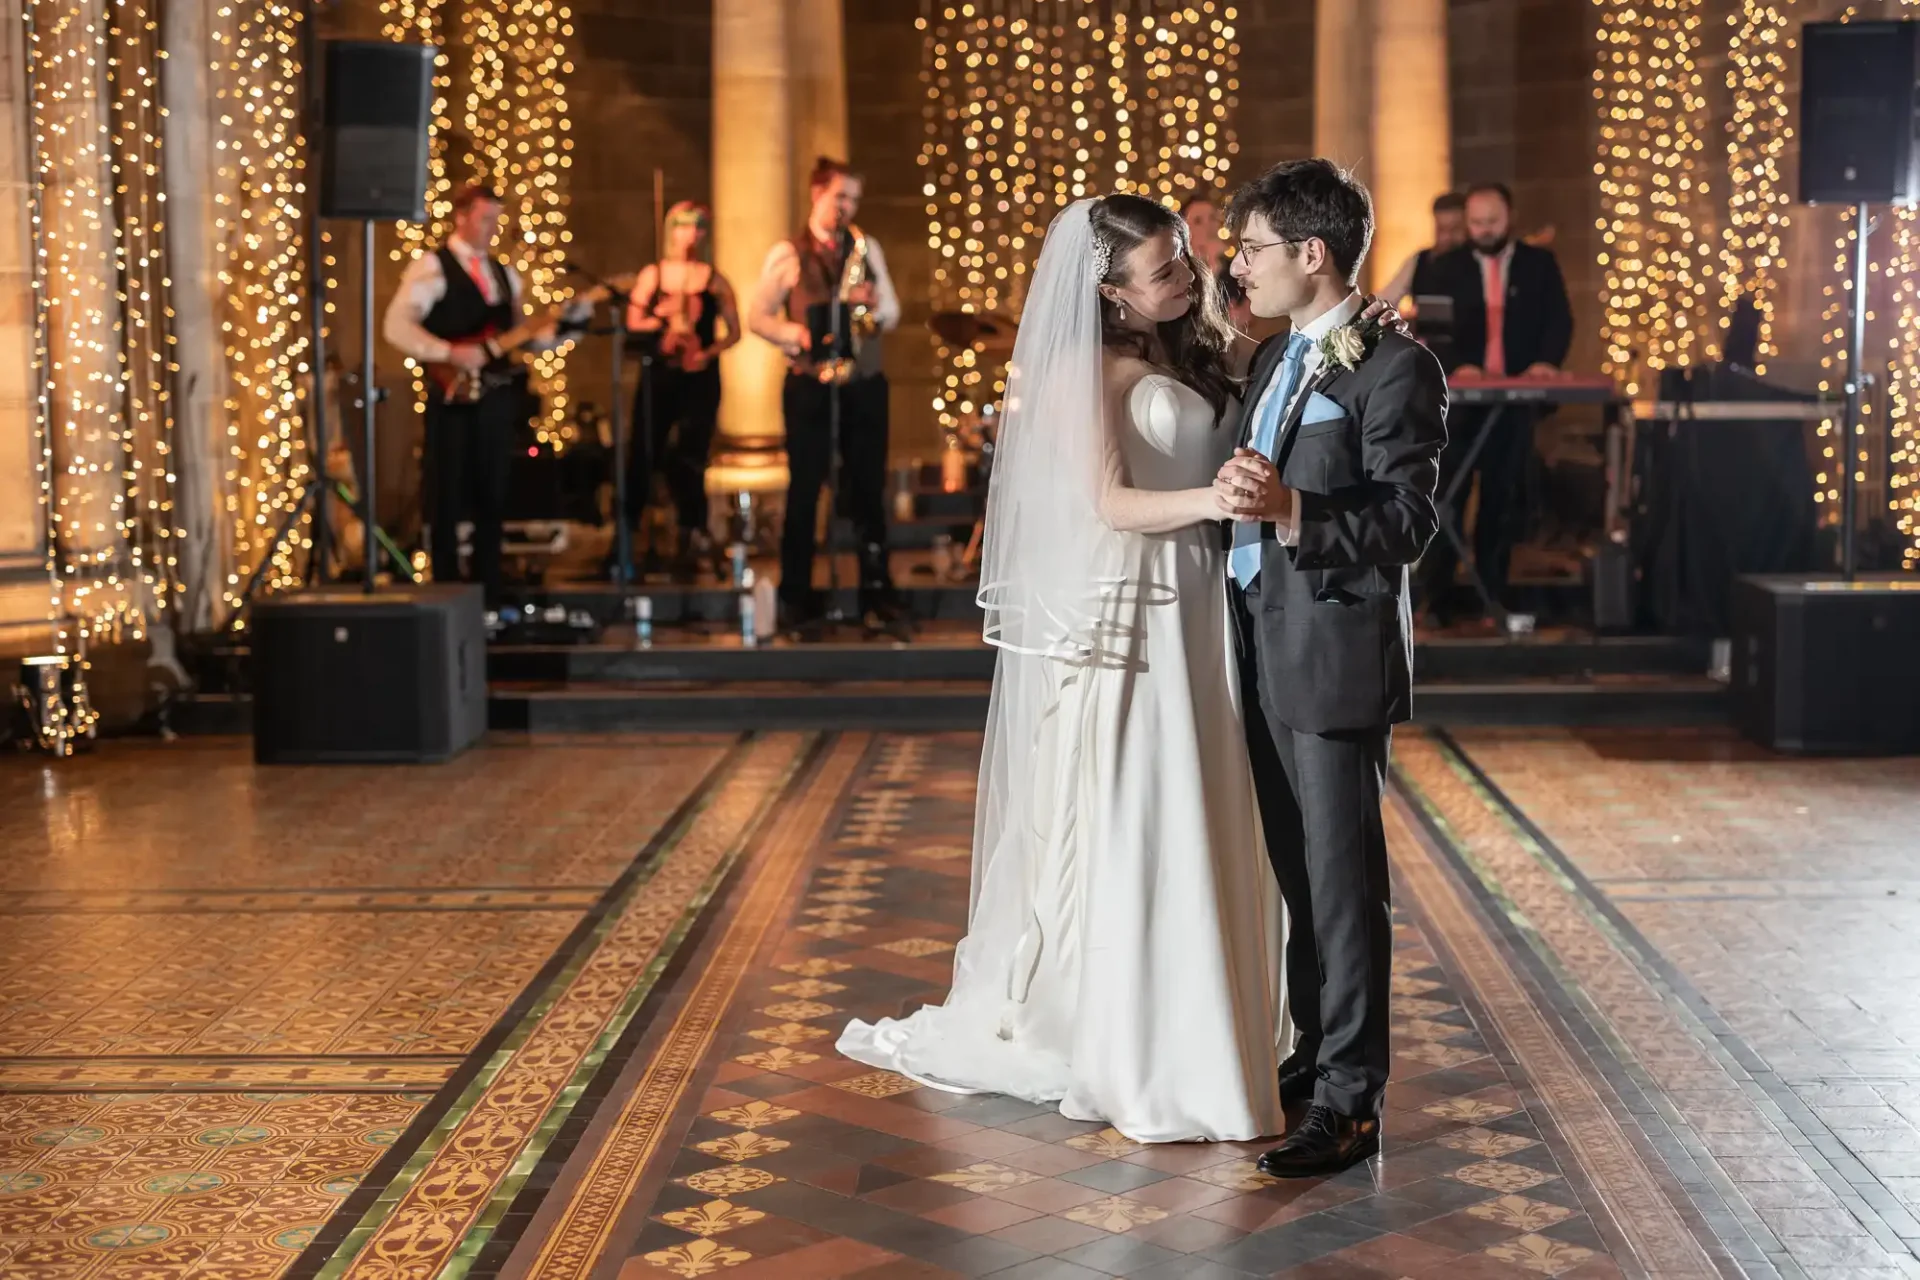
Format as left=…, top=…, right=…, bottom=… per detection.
left=172, top=624, right=1727, bottom=736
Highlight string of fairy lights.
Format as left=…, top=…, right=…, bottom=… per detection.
left=918, top=0, right=1239, bottom=437
left=210, top=0, right=313, bottom=621
left=1717, top=0, right=1792, bottom=375
left=1592, top=0, right=1710, bottom=399
left=23, top=0, right=180, bottom=647
left=380, top=0, right=579, bottom=445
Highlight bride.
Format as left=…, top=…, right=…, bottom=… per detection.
left=839, top=194, right=1288, bottom=1143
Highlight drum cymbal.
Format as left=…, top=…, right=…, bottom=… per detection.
left=929, top=310, right=1016, bottom=352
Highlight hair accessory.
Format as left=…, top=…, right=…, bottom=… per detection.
left=1090, top=236, right=1114, bottom=284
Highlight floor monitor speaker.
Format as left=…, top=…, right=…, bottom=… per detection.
left=251, top=585, right=487, bottom=763
left=1730, top=576, right=1920, bottom=754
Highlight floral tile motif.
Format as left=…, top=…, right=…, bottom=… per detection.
left=767, top=979, right=845, bottom=999
left=1451, top=1160, right=1557, bottom=1193
left=678, top=1167, right=783, bottom=1197
left=794, top=920, right=866, bottom=939
left=1393, top=996, right=1457, bottom=1019
left=744, top=1023, right=831, bottom=1046
left=802, top=904, right=873, bottom=921
left=756, top=1000, right=837, bottom=1022
left=733, top=1048, right=819, bottom=1072
left=831, top=1071, right=920, bottom=1099
left=1467, top=1195, right=1577, bottom=1231
left=1401, top=1041, right=1486, bottom=1068
left=694, top=1133, right=790, bottom=1163
left=641, top=1238, right=754, bottom=1276
left=1438, top=1127, right=1540, bottom=1159
left=809, top=889, right=879, bottom=905
left=928, top=1162, right=1043, bottom=1193
left=1394, top=975, right=1444, bottom=997
left=1062, top=1128, right=1144, bottom=1159
left=656, top=1199, right=766, bottom=1237
left=1486, top=1232, right=1598, bottom=1275
left=822, top=858, right=888, bottom=873
left=706, top=1102, right=800, bottom=1130
left=873, top=937, right=954, bottom=958
left=1396, top=1017, right=1472, bottom=1043
left=1423, top=1097, right=1517, bottom=1124
left=906, top=845, right=972, bottom=861
left=1189, top=1159, right=1280, bottom=1192
left=817, top=872, right=883, bottom=888
left=1061, top=1194, right=1170, bottom=1233
left=776, top=959, right=855, bottom=977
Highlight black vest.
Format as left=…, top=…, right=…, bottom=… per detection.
left=424, top=247, right=515, bottom=343
left=787, top=231, right=884, bottom=381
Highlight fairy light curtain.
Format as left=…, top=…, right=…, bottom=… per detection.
left=209, top=0, right=313, bottom=623
left=919, top=0, right=1240, bottom=436
left=24, top=0, right=180, bottom=646
left=379, top=0, right=580, bottom=445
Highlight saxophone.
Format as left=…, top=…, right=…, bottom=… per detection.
left=819, top=227, right=876, bottom=385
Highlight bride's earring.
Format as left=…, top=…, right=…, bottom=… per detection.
left=1117, top=302, right=1128, bottom=322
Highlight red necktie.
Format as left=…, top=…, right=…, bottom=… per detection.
left=465, top=253, right=493, bottom=304
left=1481, top=252, right=1506, bottom=377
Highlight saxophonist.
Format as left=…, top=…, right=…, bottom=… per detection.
left=749, top=156, right=902, bottom=635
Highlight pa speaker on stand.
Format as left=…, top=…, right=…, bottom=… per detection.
left=319, top=41, right=434, bottom=220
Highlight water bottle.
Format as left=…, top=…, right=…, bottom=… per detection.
left=632, top=595, right=653, bottom=648
left=738, top=569, right=758, bottom=647
left=730, top=541, right=749, bottom=589
left=752, top=572, right=778, bottom=641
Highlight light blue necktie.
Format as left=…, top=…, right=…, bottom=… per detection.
left=1230, top=331, right=1312, bottom=589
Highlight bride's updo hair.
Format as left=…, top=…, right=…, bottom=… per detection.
left=1089, top=192, right=1238, bottom=417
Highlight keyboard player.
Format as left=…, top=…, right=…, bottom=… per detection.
left=1416, top=182, right=1573, bottom=624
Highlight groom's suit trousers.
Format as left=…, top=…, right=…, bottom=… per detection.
left=1232, top=584, right=1394, bottom=1121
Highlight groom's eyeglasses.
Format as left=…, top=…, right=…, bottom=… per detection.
left=1237, top=237, right=1308, bottom=264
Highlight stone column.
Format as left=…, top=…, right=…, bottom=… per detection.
left=1313, top=0, right=1371, bottom=179
left=710, top=0, right=792, bottom=487
left=789, top=0, right=848, bottom=214
left=1368, top=0, right=1450, bottom=293
left=162, top=0, right=226, bottom=631
left=0, top=5, right=46, bottom=638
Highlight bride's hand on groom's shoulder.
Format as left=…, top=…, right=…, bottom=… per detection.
left=1358, top=295, right=1411, bottom=337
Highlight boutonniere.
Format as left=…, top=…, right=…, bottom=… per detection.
left=1316, top=312, right=1386, bottom=375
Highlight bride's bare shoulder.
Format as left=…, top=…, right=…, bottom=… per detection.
left=1102, top=353, right=1165, bottom=397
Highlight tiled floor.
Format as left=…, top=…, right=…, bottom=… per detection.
left=6, top=728, right=1920, bottom=1280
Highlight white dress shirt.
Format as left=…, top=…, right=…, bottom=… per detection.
left=749, top=230, right=901, bottom=357
left=1244, top=290, right=1364, bottom=544
left=382, top=235, right=586, bottom=364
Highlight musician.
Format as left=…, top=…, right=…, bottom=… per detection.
left=749, top=156, right=902, bottom=634
left=1417, top=182, right=1574, bottom=623
left=1180, top=194, right=1254, bottom=335
left=383, top=184, right=589, bottom=603
left=1379, top=191, right=1467, bottom=309
left=624, top=202, right=741, bottom=578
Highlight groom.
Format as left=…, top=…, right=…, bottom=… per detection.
left=1216, top=159, right=1448, bottom=1177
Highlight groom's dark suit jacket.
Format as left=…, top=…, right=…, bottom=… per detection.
left=1227, top=329, right=1449, bottom=734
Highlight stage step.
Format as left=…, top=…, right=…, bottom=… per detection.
left=487, top=633, right=1711, bottom=686
left=169, top=674, right=1727, bottom=737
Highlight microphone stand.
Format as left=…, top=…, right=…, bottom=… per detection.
left=564, top=260, right=637, bottom=588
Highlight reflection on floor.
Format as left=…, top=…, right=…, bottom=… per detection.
left=2, top=729, right=1917, bottom=1279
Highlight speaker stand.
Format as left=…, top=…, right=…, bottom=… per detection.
left=358, top=218, right=387, bottom=594
left=1842, top=201, right=1875, bottom=582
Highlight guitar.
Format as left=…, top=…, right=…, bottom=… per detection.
left=426, top=280, right=620, bottom=403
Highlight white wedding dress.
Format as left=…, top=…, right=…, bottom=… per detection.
left=839, top=371, right=1289, bottom=1143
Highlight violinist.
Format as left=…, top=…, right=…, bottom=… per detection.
left=624, top=201, right=742, bottom=578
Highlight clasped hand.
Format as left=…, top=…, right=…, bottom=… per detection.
left=1213, top=449, right=1290, bottom=523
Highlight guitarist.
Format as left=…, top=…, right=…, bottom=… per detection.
left=383, top=183, right=589, bottom=604
left=622, top=201, right=741, bottom=579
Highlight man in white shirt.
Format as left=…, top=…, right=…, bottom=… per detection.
left=748, top=157, right=903, bottom=636
left=383, top=184, right=587, bottom=603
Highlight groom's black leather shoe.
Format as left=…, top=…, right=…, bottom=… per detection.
left=1256, top=1103, right=1381, bottom=1179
